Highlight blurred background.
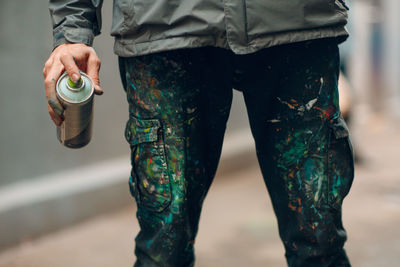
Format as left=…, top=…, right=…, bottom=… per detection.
left=0, top=0, right=399, bottom=266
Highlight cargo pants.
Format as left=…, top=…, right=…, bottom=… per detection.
left=119, top=38, right=354, bottom=267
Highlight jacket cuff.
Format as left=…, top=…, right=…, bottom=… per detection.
left=53, top=27, right=95, bottom=49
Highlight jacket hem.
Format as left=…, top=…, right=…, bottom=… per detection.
left=113, top=26, right=348, bottom=57
left=114, top=35, right=229, bottom=57
left=231, top=25, right=349, bottom=54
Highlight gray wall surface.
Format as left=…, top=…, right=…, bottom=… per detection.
left=0, top=0, right=130, bottom=186
left=0, top=0, right=249, bottom=186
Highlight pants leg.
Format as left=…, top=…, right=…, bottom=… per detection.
left=239, top=39, right=354, bottom=266
left=119, top=48, right=233, bottom=267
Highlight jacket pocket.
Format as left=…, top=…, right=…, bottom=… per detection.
left=125, top=115, right=172, bottom=212
left=327, top=115, right=354, bottom=210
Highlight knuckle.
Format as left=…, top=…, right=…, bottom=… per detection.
left=89, top=56, right=101, bottom=65
left=54, top=53, right=62, bottom=61
left=44, top=78, right=54, bottom=87
left=44, top=78, right=51, bottom=87
left=59, top=51, right=69, bottom=59
left=64, top=65, right=74, bottom=73
left=89, top=49, right=100, bottom=61
left=44, top=60, right=52, bottom=69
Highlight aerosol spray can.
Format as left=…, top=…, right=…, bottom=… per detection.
left=56, top=72, right=94, bottom=149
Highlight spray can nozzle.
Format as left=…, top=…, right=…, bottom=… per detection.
left=67, top=77, right=84, bottom=91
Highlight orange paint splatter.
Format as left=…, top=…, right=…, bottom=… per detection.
left=152, top=89, right=161, bottom=99
left=288, top=202, right=297, bottom=211
left=297, top=198, right=302, bottom=213
left=313, top=106, right=336, bottom=119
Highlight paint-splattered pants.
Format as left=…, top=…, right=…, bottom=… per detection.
left=119, top=38, right=354, bottom=267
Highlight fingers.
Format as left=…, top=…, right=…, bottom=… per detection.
left=44, top=62, right=64, bottom=126
left=86, top=52, right=103, bottom=95
left=48, top=99, right=64, bottom=120
left=59, top=53, right=81, bottom=83
left=48, top=103, right=62, bottom=126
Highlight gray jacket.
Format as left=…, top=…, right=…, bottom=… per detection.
left=49, top=0, right=349, bottom=57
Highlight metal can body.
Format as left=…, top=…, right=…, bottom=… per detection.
left=56, top=72, right=94, bottom=149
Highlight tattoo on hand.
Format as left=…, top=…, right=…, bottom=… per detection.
left=73, top=56, right=78, bottom=66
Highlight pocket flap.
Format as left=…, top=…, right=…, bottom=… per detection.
left=125, top=116, right=161, bottom=146
left=330, top=115, right=350, bottom=139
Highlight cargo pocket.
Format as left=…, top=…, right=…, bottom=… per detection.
left=327, top=115, right=354, bottom=210
left=125, top=115, right=172, bottom=212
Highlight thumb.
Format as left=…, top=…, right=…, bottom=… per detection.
left=59, top=53, right=81, bottom=83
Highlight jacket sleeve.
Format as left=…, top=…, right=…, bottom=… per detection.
left=49, top=0, right=103, bottom=48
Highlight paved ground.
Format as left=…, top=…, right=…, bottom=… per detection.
left=0, top=116, right=399, bottom=267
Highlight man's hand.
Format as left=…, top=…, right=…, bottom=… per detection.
left=43, top=43, right=103, bottom=126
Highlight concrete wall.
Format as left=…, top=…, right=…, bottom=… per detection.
left=0, top=0, right=251, bottom=249
left=0, top=0, right=129, bottom=186
left=0, top=0, right=251, bottom=186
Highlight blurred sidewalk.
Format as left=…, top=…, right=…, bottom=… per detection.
left=0, top=116, right=399, bottom=267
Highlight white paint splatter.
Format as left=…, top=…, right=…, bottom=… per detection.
left=267, top=119, right=281, bottom=123
left=305, top=98, right=318, bottom=110
left=186, top=107, right=196, bottom=114
left=319, top=77, right=324, bottom=94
